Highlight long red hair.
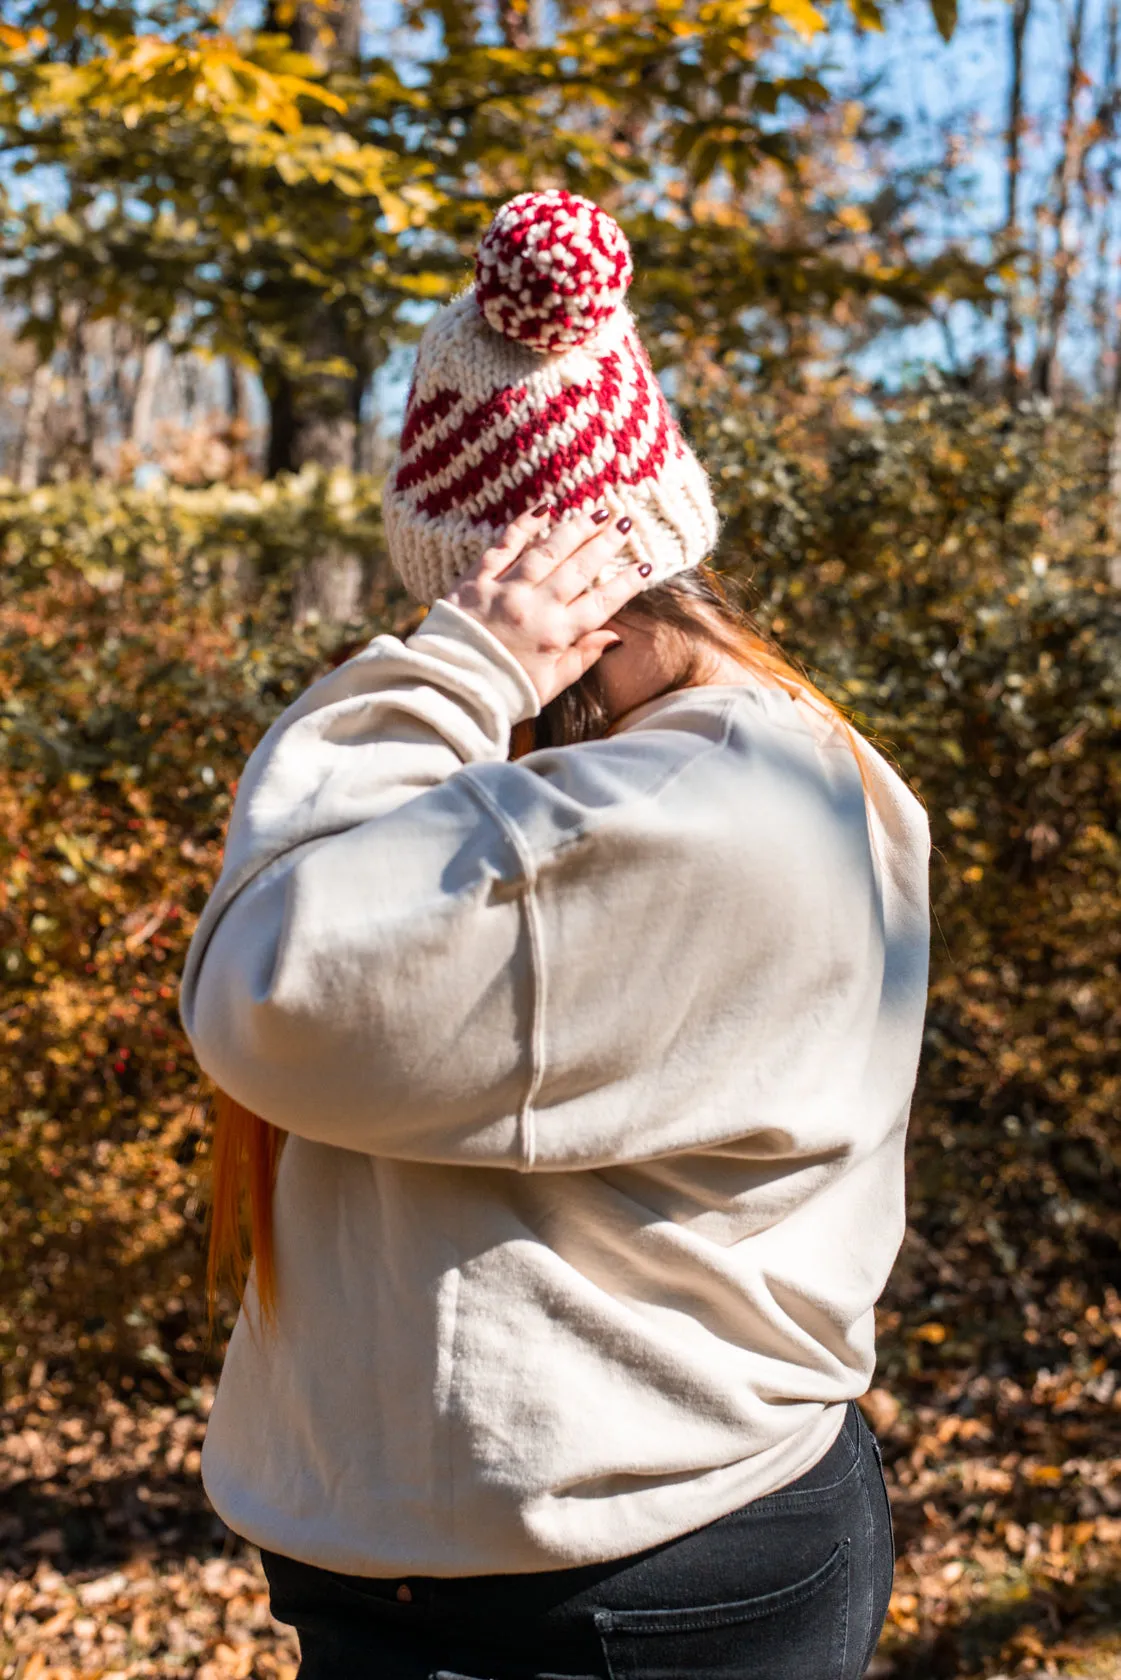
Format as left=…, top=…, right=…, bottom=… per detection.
left=205, top=1091, right=286, bottom=1331
left=203, top=562, right=889, bottom=1327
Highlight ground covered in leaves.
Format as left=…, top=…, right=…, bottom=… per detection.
left=2, top=406, right=1119, bottom=1677
left=1, top=1374, right=299, bottom=1678
left=3, top=1274, right=1121, bottom=1679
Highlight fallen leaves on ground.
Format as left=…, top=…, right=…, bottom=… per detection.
left=1, top=1380, right=299, bottom=1679
left=3, top=1320, right=1121, bottom=1678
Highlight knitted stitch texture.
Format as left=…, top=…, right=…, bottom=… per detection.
left=383, top=189, right=720, bottom=605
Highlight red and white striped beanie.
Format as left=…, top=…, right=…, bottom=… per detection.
left=383, top=189, right=719, bottom=604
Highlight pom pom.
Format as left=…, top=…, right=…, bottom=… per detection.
left=474, top=189, right=633, bottom=354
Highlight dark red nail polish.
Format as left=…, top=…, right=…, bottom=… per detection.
left=591, top=507, right=611, bottom=524
left=617, top=516, right=632, bottom=534
left=638, top=561, right=653, bottom=577
left=532, top=503, right=549, bottom=517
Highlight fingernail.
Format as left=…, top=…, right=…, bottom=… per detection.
left=591, top=508, right=611, bottom=524
left=616, top=517, right=632, bottom=534
left=532, top=503, right=549, bottom=517
left=638, top=561, right=653, bottom=577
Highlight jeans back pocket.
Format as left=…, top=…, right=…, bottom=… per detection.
left=593, top=1536, right=850, bottom=1680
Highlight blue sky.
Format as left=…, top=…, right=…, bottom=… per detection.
left=802, top=0, right=1118, bottom=387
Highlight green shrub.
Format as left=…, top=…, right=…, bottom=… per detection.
left=2, top=399, right=1119, bottom=1402
left=0, top=470, right=413, bottom=1397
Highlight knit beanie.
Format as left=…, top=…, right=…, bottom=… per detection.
left=383, top=189, right=720, bottom=604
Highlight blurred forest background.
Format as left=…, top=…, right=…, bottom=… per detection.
left=1, top=0, right=1120, bottom=1675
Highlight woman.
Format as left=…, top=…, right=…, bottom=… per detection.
left=180, top=190, right=931, bottom=1680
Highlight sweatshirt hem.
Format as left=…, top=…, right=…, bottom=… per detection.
left=201, top=1403, right=851, bottom=1580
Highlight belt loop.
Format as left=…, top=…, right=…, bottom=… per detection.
left=847, top=1397, right=863, bottom=1445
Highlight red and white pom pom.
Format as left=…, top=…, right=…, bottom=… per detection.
left=474, top=189, right=633, bottom=354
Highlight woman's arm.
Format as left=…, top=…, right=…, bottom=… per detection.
left=180, top=514, right=930, bottom=1172
left=179, top=592, right=550, bottom=1165
left=179, top=505, right=673, bottom=1168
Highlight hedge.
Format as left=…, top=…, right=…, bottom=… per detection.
left=2, top=396, right=1119, bottom=1408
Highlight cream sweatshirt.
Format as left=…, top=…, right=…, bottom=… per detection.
left=179, top=597, right=931, bottom=1578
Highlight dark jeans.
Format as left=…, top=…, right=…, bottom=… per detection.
left=260, top=1400, right=894, bottom=1680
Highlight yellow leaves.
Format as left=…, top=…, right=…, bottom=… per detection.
left=666, top=0, right=826, bottom=37
left=1024, top=1462, right=1065, bottom=1486
left=588, top=0, right=824, bottom=47
left=0, top=23, right=47, bottom=55
left=929, top=0, right=958, bottom=42
left=960, top=1462, right=1015, bottom=1494
left=695, top=0, right=766, bottom=24
left=230, top=123, right=407, bottom=220
left=911, top=1321, right=948, bottom=1344
left=38, top=34, right=347, bottom=136
left=202, top=1642, right=257, bottom=1679
left=395, top=272, right=458, bottom=299
left=837, top=204, right=871, bottom=235
left=34, top=33, right=420, bottom=219
left=767, top=0, right=827, bottom=36
left=859, top=1386, right=900, bottom=1432
left=847, top=0, right=884, bottom=31
left=889, top=1589, right=920, bottom=1628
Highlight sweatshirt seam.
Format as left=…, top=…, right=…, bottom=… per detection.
left=460, top=776, right=545, bottom=1171
left=460, top=699, right=737, bottom=1173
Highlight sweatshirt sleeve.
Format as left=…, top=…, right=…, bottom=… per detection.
left=180, top=599, right=929, bottom=1171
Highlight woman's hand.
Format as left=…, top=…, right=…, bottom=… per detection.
left=442, top=504, right=651, bottom=709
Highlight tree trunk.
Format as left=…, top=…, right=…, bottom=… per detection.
left=107, top=322, right=131, bottom=459
left=130, top=339, right=164, bottom=458
left=497, top=0, right=544, bottom=50
left=290, top=405, right=358, bottom=472
left=263, top=362, right=363, bottom=478
left=291, top=549, right=365, bottom=629
left=261, top=0, right=375, bottom=628
left=17, top=362, right=53, bottom=491
left=1032, top=0, right=1088, bottom=399
left=260, top=0, right=365, bottom=480
left=225, top=356, right=245, bottom=425
left=76, top=317, right=98, bottom=469
left=283, top=0, right=361, bottom=66
left=1091, top=2, right=1120, bottom=395
left=1003, top=0, right=1033, bottom=397
left=265, top=369, right=297, bottom=478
